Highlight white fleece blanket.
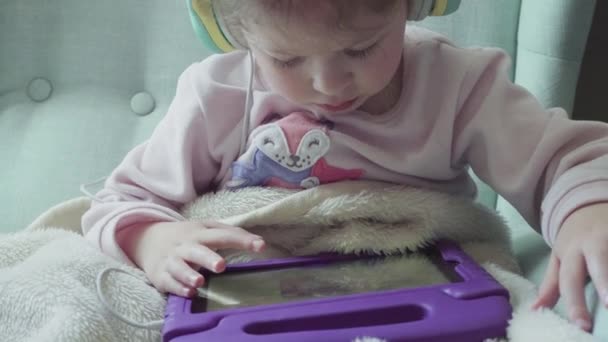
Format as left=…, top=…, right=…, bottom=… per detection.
left=0, top=181, right=595, bottom=342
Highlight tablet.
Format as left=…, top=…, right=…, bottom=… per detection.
left=163, top=239, right=511, bottom=342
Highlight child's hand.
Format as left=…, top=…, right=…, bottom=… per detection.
left=533, top=202, right=608, bottom=331
left=117, top=220, right=265, bottom=297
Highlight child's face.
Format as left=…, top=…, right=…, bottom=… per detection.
left=244, top=2, right=407, bottom=116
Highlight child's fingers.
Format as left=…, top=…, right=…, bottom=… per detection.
left=167, top=254, right=205, bottom=288
left=156, top=271, right=195, bottom=297
left=202, top=220, right=259, bottom=235
left=559, top=252, right=592, bottom=331
left=532, top=253, right=560, bottom=309
left=200, top=220, right=263, bottom=240
left=197, top=228, right=265, bottom=252
left=584, top=242, right=608, bottom=307
left=177, top=243, right=226, bottom=273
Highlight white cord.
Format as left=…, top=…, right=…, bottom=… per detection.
left=80, top=176, right=107, bottom=202
left=96, top=267, right=164, bottom=330
left=239, top=50, right=256, bottom=156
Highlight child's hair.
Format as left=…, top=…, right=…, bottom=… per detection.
left=210, top=0, right=404, bottom=48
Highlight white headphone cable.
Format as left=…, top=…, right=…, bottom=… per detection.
left=239, top=50, right=256, bottom=156
left=96, top=267, right=164, bottom=330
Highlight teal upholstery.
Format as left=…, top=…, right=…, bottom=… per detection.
left=1, top=0, right=605, bottom=337
left=420, top=1, right=604, bottom=337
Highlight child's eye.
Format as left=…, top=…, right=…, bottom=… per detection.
left=344, top=42, right=378, bottom=59
left=272, top=57, right=304, bottom=69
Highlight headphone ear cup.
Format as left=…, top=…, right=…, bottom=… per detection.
left=187, top=0, right=221, bottom=53
left=407, top=0, right=433, bottom=21
left=187, top=0, right=236, bottom=53
left=407, top=0, right=461, bottom=21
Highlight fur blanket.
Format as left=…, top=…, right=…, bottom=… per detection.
left=0, top=181, right=595, bottom=341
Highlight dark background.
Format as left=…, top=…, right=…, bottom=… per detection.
left=573, top=1, right=607, bottom=122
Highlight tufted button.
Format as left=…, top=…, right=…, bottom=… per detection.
left=27, top=77, right=53, bottom=102
left=130, top=91, right=156, bottom=116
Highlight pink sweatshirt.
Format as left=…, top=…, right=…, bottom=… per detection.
left=82, top=27, right=608, bottom=264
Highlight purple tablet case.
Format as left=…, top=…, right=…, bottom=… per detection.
left=163, top=239, right=511, bottom=341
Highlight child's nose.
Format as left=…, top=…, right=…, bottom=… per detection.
left=312, top=65, right=353, bottom=97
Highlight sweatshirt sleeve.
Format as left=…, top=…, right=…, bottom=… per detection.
left=81, top=63, right=239, bottom=264
left=452, top=48, right=608, bottom=246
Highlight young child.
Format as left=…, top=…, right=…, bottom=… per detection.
left=82, top=0, right=608, bottom=332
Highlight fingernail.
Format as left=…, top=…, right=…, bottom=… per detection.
left=189, top=275, right=200, bottom=286
left=575, top=319, right=591, bottom=331
left=530, top=298, right=543, bottom=309
left=252, top=239, right=264, bottom=252
left=182, top=287, right=192, bottom=297
left=213, top=259, right=225, bottom=272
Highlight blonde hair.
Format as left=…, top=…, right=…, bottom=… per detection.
left=210, top=0, right=403, bottom=48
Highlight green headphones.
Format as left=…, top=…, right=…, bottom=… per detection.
left=188, top=0, right=462, bottom=53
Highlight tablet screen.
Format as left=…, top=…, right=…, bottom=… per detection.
left=191, top=251, right=462, bottom=313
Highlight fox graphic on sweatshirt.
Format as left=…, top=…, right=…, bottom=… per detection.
left=227, top=112, right=364, bottom=189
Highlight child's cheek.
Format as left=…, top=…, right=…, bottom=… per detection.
left=365, top=45, right=403, bottom=90
left=259, top=63, right=310, bottom=103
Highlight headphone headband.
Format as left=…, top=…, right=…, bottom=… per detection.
left=189, top=0, right=461, bottom=53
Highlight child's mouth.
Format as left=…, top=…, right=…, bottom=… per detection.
left=316, top=97, right=358, bottom=112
